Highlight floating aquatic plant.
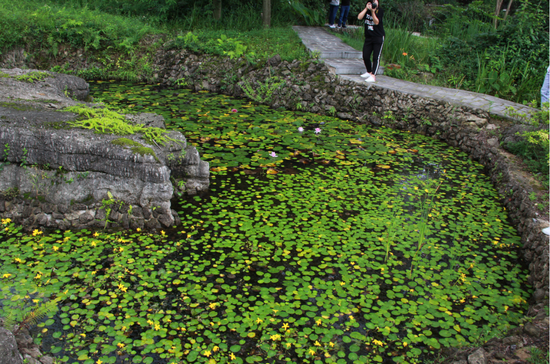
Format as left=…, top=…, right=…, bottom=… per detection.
left=0, top=81, right=531, bottom=364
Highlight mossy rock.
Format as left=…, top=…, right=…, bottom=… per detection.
left=111, top=137, right=159, bottom=162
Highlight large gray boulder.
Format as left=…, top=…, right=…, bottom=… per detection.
left=0, top=68, right=209, bottom=230
left=0, top=327, right=23, bottom=364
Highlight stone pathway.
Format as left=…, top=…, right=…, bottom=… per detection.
left=293, top=25, right=537, bottom=120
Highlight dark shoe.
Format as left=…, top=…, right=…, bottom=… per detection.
left=342, top=25, right=347, bottom=28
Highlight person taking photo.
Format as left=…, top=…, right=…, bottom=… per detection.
left=358, top=0, right=384, bottom=82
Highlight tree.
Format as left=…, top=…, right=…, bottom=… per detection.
left=262, top=0, right=271, bottom=27
left=214, top=0, right=222, bottom=20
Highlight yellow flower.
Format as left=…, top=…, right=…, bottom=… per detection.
left=230, top=352, right=236, bottom=360
left=2, top=273, right=11, bottom=278
left=403, top=342, right=408, bottom=347
left=256, top=318, right=262, bottom=324
left=154, top=323, right=160, bottom=331
left=270, top=334, right=281, bottom=341
left=53, top=246, right=59, bottom=251
left=14, top=258, right=22, bottom=263
left=93, top=232, right=99, bottom=237
left=213, top=346, right=219, bottom=352
left=282, top=323, right=289, bottom=331
left=340, top=281, right=345, bottom=286
left=209, top=302, right=217, bottom=309
left=329, top=342, right=335, bottom=348
left=97, top=360, right=103, bottom=364
left=91, top=241, right=97, bottom=247
left=402, top=52, right=408, bottom=56
left=117, top=343, right=125, bottom=348
left=308, top=348, right=315, bottom=355
left=136, top=228, right=141, bottom=232
left=161, top=230, right=166, bottom=236
left=314, top=341, right=321, bottom=346
left=32, top=229, right=42, bottom=236
left=349, top=315, right=355, bottom=320
left=203, top=350, right=211, bottom=357
left=286, top=342, right=292, bottom=348
left=2, top=218, right=11, bottom=224
left=316, top=319, right=322, bottom=325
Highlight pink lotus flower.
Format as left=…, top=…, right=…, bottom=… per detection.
left=314, top=128, right=321, bottom=134
left=270, top=152, right=278, bottom=158
left=298, top=127, right=304, bottom=132
left=231, top=109, right=237, bottom=113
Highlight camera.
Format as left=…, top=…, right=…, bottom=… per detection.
left=371, top=2, right=377, bottom=9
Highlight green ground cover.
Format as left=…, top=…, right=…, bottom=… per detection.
left=0, top=83, right=531, bottom=364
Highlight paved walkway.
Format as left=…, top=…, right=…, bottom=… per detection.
left=293, top=26, right=536, bottom=120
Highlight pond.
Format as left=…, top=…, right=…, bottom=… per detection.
left=0, top=81, right=531, bottom=364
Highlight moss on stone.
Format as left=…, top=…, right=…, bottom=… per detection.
left=111, top=137, right=159, bottom=162
left=15, top=71, right=51, bottom=83
left=0, top=102, right=41, bottom=112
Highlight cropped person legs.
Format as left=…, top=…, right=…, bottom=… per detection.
left=329, top=5, right=339, bottom=27
left=338, top=5, right=350, bottom=27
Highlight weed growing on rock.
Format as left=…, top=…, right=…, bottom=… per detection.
left=64, top=104, right=182, bottom=147
left=15, top=71, right=51, bottom=83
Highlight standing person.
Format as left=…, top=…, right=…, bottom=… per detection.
left=541, top=66, right=549, bottom=107
left=328, top=0, right=340, bottom=28
left=358, top=0, right=384, bottom=83
left=338, top=0, right=351, bottom=28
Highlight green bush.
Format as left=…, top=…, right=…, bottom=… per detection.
left=432, top=0, right=549, bottom=104
left=502, top=106, right=550, bottom=188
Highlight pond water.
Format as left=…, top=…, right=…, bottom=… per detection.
left=0, top=81, right=531, bottom=364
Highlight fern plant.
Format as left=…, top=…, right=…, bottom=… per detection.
left=64, top=104, right=183, bottom=147
left=1, top=282, right=60, bottom=335
left=240, top=76, right=285, bottom=104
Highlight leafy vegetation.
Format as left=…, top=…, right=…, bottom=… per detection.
left=165, top=28, right=310, bottom=63
left=15, top=71, right=51, bottom=83
left=502, top=106, right=550, bottom=188
left=0, top=82, right=530, bottom=364
left=64, top=104, right=181, bottom=147
left=0, top=0, right=156, bottom=54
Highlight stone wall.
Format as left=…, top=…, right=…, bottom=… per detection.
left=0, top=47, right=547, bottom=303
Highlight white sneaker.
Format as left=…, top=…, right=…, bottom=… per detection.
left=366, top=76, right=376, bottom=82
left=329, top=24, right=336, bottom=28
left=360, top=72, right=371, bottom=78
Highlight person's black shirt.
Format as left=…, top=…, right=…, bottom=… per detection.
left=364, top=7, right=384, bottom=38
